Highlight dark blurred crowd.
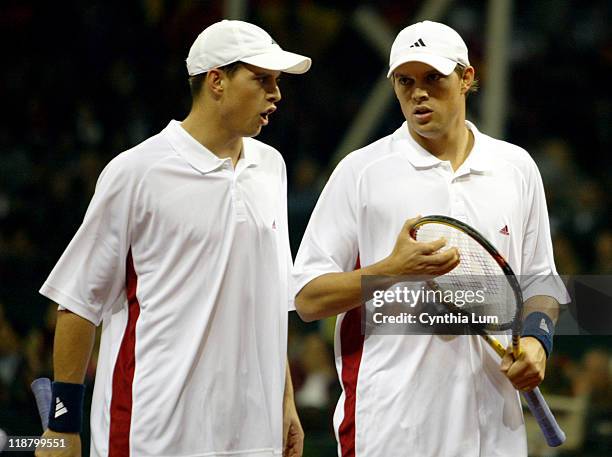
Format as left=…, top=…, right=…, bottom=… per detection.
left=1, top=1, right=610, bottom=455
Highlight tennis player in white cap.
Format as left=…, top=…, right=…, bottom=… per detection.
left=37, top=20, right=310, bottom=457
left=294, top=20, right=567, bottom=456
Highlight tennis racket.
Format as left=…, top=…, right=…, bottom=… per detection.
left=31, top=377, right=52, bottom=430
left=410, top=215, right=566, bottom=447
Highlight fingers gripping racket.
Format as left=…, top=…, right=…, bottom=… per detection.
left=410, top=215, right=566, bottom=447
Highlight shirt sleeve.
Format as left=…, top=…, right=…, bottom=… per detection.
left=520, top=157, right=570, bottom=304
left=39, top=157, right=136, bottom=325
left=293, top=158, right=359, bottom=297
left=278, top=156, right=296, bottom=311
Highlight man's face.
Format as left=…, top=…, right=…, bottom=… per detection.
left=392, top=61, right=472, bottom=140
left=219, top=63, right=282, bottom=138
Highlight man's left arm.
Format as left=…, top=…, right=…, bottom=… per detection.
left=501, top=295, right=559, bottom=391
left=283, top=359, right=304, bottom=457
left=501, top=155, right=568, bottom=391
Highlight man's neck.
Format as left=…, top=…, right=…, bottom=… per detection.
left=410, top=119, right=474, bottom=171
left=181, top=110, right=242, bottom=167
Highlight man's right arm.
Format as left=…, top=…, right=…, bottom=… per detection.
left=53, top=310, right=96, bottom=383
left=295, top=217, right=460, bottom=322
left=35, top=310, right=96, bottom=457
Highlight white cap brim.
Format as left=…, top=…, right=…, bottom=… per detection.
left=242, top=50, right=312, bottom=74
left=387, top=53, right=457, bottom=78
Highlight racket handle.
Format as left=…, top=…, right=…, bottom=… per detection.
left=482, top=334, right=505, bottom=357
left=481, top=334, right=566, bottom=447
left=31, top=377, right=52, bottom=430
left=522, top=388, right=566, bottom=447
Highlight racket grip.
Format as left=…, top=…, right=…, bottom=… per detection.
left=522, top=387, right=566, bottom=447
left=31, top=377, right=52, bottom=430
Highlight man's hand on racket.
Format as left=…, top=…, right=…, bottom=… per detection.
left=385, top=217, right=460, bottom=276
left=500, top=337, right=547, bottom=391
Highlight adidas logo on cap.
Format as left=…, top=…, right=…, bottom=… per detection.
left=388, top=21, right=470, bottom=77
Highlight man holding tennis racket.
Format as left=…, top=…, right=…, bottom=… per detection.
left=36, top=20, right=309, bottom=457
left=293, top=21, right=568, bottom=456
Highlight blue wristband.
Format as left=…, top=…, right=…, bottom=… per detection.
left=47, top=382, right=85, bottom=433
left=522, top=312, right=554, bottom=357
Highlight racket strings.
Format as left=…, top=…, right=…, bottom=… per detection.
left=414, top=223, right=517, bottom=325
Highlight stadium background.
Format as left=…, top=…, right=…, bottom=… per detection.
left=0, top=0, right=610, bottom=455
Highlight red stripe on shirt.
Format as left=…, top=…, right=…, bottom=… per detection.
left=109, top=249, right=140, bottom=456
left=338, top=257, right=364, bottom=457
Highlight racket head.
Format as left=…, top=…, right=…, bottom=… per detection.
left=410, top=215, right=524, bottom=333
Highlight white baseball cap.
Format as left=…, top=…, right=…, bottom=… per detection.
left=186, top=20, right=311, bottom=76
left=388, top=21, right=470, bottom=77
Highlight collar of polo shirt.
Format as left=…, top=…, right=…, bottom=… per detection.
left=165, top=120, right=260, bottom=173
left=392, top=120, right=491, bottom=173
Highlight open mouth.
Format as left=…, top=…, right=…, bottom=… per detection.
left=413, top=105, right=433, bottom=121
left=260, top=106, right=276, bottom=125
left=414, top=106, right=433, bottom=115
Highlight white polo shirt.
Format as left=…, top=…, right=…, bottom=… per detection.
left=41, top=120, right=293, bottom=457
left=293, top=121, right=568, bottom=457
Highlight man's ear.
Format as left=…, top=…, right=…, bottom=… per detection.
left=206, top=69, right=225, bottom=97
left=460, top=66, right=475, bottom=95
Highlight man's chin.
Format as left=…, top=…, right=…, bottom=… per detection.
left=245, top=126, right=263, bottom=138
left=409, top=121, right=439, bottom=138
